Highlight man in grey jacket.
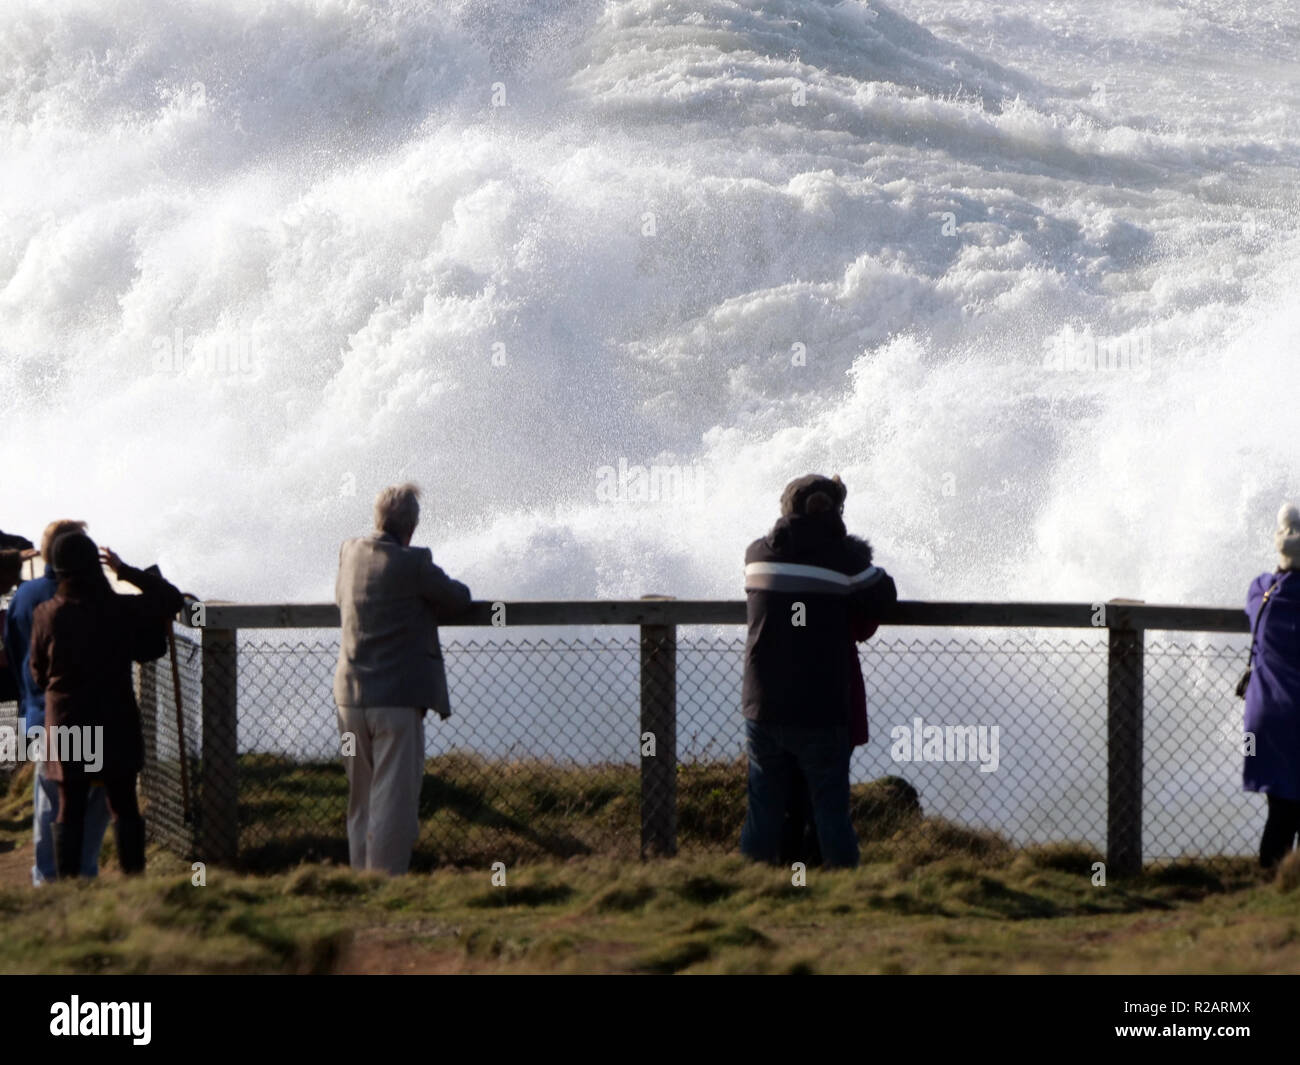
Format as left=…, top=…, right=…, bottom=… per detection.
left=333, top=483, right=472, bottom=874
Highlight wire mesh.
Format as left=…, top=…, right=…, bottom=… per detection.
left=127, top=624, right=1262, bottom=871
left=137, top=628, right=201, bottom=857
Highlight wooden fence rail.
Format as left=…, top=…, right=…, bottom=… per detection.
left=174, top=597, right=1250, bottom=875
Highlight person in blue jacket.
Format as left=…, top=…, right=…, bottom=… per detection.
left=1243, top=503, right=1300, bottom=869
left=5, top=520, right=111, bottom=883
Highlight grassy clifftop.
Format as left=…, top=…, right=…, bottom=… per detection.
left=0, top=839, right=1293, bottom=974
left=7, top=759, right=1300, bottom=972
left=4, top=755, right=1298, bottom=974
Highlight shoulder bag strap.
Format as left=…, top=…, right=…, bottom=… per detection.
left=1247, top=572, right=1290, bottom=670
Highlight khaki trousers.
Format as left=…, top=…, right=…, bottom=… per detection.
left=336, top=705, right=425, bottom=875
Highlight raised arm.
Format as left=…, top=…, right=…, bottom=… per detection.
left=101, top=548, right=184, bottom=620
left=119, top=564, right=185, bottom=618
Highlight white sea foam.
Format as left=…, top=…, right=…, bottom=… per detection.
left=0, top=0, right=1296, bottom=606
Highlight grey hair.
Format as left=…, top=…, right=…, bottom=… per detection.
left=374, top=482, right=421, bottom=541
left=1276, top=502, right=1300, bottom=571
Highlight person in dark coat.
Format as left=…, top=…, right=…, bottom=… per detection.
left=28, top=532, right=184, bottom=877
left=741, top=473, right=897, bottom=869
left=0, top=548, right=28, bottom=594
left=1243, top=503, right=1300, bottom=869
left=0, top=529, right=35, bottom=553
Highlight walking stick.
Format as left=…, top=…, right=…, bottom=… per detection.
left=167, top=625, right=193, bottom=824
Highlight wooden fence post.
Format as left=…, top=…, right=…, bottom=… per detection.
left=639, top=596, right=677, bottom=858
left=199, top=626, right=240, bottom=865
left=1106, top=603, right=1145, bottom=877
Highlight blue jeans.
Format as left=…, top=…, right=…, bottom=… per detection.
left=740, top=718, right=859, bottom=868
left=33, top=762, right=111, bottom=884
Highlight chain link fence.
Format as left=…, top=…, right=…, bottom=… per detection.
left=129, top=623, right=1260, bottom=871
left=137, top=632, right=202, bottom=860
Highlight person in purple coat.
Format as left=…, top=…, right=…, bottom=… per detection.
left=1243, top=503, right=1300, bottom=869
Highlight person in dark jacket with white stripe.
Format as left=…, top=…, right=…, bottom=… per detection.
left=740, top=474, right=897, bottom=868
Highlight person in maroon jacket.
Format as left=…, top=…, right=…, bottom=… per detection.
left=28, top=531, right=183, bottom=877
